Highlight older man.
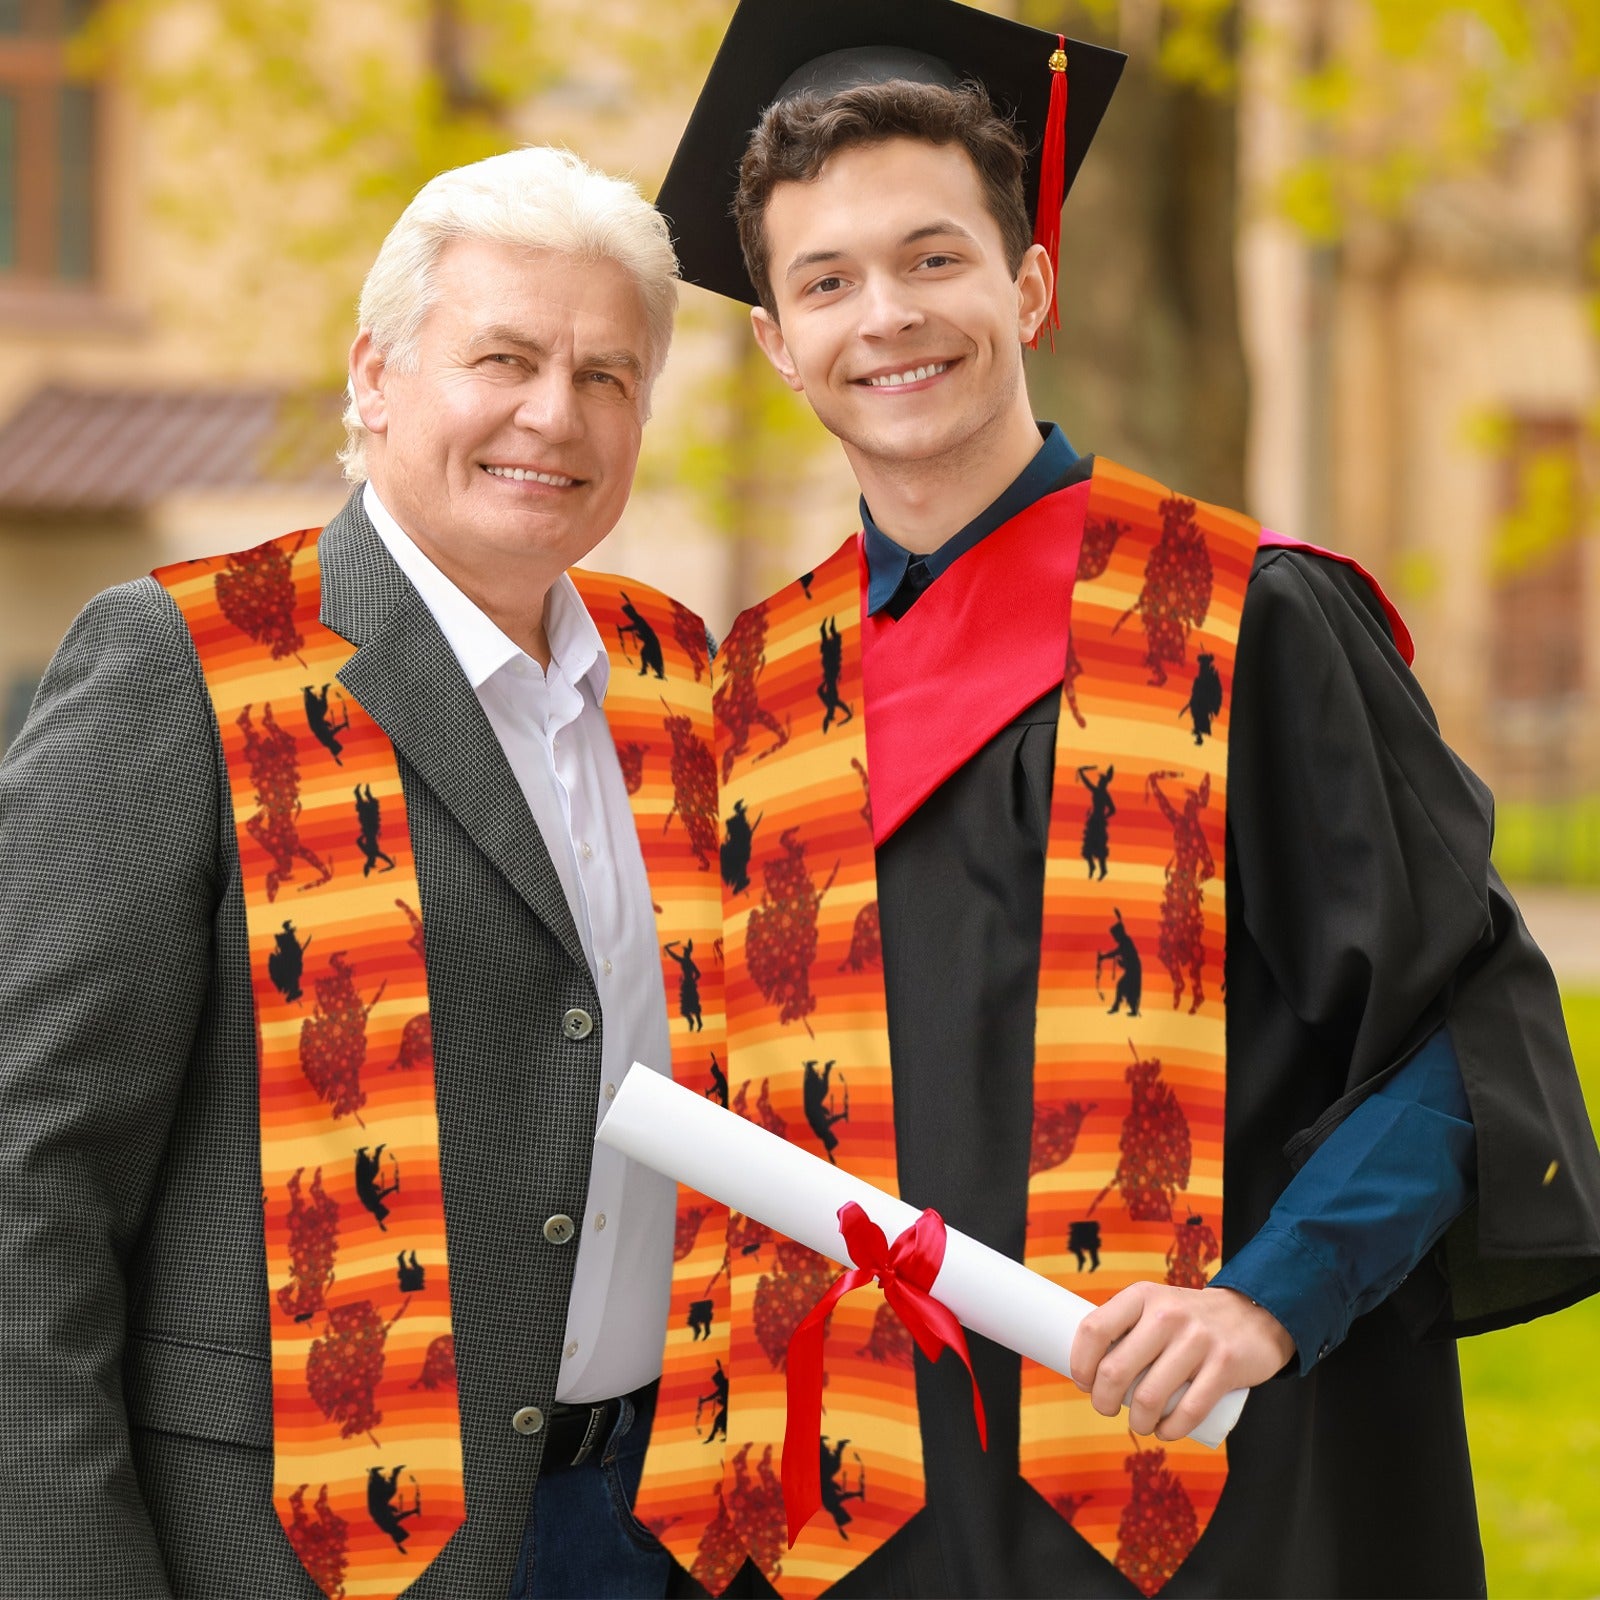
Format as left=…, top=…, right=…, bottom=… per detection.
left=0, top=147, right=718, bottom=1600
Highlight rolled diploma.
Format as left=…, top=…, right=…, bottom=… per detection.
left=599, top=1062, right=1245, bottom=1449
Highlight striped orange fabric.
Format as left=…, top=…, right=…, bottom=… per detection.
left=643, top=457, right=1260, bottom=1597
left=155, top=532, right=462, bottom=1600
left=567, top=571, right=732, bottom=1584
left=709, top=552, right=917, bottom=1600
left=1019, top=458, right=1257, bottom=1596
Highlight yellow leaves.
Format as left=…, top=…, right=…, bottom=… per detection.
left=1490, top=447, right=1589, bottom=581
left=1157, top=0, right=1237, bottom=96
left=1460, top=406, right=1515, bottom=455
left=1269, top=0, right=1600, bottom=245
left=1288, top=61, right=1357, bottom=125
left=1275, top=161, right=1343, bottom=245
left=648, top=307, right=831, bottom=543
left=1393, top=550, right=1442, bottom=603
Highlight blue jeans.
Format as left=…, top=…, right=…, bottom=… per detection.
left=509, top=1385, right=671, bottom=1599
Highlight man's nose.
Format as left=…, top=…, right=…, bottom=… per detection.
left=514, top=370, right=583, bottom=442
left=855, top=273, right=924, bottom=341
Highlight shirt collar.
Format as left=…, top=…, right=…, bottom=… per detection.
left=362, top=481, right=609, bottom=702
left=862, top=422, right=1078, bottom=615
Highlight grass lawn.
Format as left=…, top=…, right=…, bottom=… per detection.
left=1459, top=991, right=1600, bottom=1597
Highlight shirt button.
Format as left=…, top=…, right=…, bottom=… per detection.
left=581, top=841, right=594, bottom=860
left=544, top=1214, right=576, bottom=1246
left=594, top=1213, right=607, bottom=1232
left=564, top=1341, right=579, bottom=1360
left=602, top=959, right=613, bottom=976
left=561, top=1007, right=593, bottom=1041
left=512, top=1405, right=545, bottom=1435
left=603, top=1083, right=617, bottom=1102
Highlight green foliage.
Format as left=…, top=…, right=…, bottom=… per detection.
left=72, top=0, right=826, bottom=550
left=1263, top=4, right=1600, bottom=576
left=1489, top=447, right=1592, bottom=580
left=1020, top=0, right=1237, bottom=91
left=1460, top=989, right=1600, bottom=1597
left=1156, top=0, right=1236, bottom=95
left=1493, top=800, right=1600, bottom=887
left=71, top=0, right=548, bottom=358
left=645, top=301, right=833, bottom=543
left=1276, top=158, right=1342, bottom=244
left=1391, top=548, right=1441, bottom=603
left=1272, top=1, right=1600, bottom=238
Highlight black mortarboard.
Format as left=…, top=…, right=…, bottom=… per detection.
left=657, top=0, right=1127, bottom=319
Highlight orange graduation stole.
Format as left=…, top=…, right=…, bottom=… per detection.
left=157, top=541, right=729, bottom=1599
left=1016, top=460, right=1252, bottom=1596
left=648, top=457, right=1259, bottom=1597
left=566, top=570, right=734, bottom=1577
left=157, top=533, right=463, bottom=1600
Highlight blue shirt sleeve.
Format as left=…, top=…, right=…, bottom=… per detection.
left=1210, top=1024, right=1476, bottom=1372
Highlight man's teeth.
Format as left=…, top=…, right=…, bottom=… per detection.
left=484, top=465, right=577, bottom=486
left=864, top=362, right=949, bottom=388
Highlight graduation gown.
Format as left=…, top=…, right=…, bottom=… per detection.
left=674, top=519, right=1600, bottom=1600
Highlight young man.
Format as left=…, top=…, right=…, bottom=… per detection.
left=633, top=2, right=1600, bottom=1596
left=0, top=148, right=722, bottom=1600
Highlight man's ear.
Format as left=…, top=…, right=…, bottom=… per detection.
left=349, top=330, right=390, bottom=436
left=750, top=305, right=804, bottom=394
left=1015, top=243, right=1055, bottom=346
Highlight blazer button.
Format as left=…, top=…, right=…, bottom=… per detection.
left=561, top=1007, right=594, bottom=1041
left=512, top=1405, right=545, bottom=1436
left=543, top=1214, right=576, bottom=1246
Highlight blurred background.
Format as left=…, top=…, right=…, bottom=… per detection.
left=0, top=0, right=1595, bottom=1588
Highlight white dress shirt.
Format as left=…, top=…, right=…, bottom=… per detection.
left=364, top=483, right=674, bottom=1403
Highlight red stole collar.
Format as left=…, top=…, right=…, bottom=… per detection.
left=859, top=501, right=1413, bottom=844
left=860, top=481, right=1089, bottom=843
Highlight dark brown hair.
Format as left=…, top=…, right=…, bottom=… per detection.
left=735, top=79, right=1032, bottom=315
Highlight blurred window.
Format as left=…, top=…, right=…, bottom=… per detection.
left=0, top=0, right=98, bottom=286
left=1490, top=417, right=1588, bottom=706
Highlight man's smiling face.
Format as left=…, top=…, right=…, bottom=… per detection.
left=355, top=236, right=651, bottom=583
left=751, top=136, right=1041, bottom=472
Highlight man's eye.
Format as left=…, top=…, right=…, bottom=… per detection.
left=586, top=371, right=624, bottom=388
left=486, top=352, right=519, bottom=365
left=811, top=276, right=844, bottom=295
left=919, top=254, right=956, bottom=270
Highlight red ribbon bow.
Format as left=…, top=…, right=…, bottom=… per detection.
left=781, top=1202, right=988, bottom=1546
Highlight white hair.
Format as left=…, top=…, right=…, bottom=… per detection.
left=339, top=145, right=679, bottom=482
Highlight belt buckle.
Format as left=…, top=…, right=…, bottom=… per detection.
left=568, top=1401, right=608, bottom=1467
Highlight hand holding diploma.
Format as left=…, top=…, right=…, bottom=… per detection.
left=1071, top=1279, right=1294, bottom=1442
left=597, top=1063, right=1249, bottom=1514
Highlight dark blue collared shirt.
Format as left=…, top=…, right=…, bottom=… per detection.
left=863, top=423, right=1079, bottom=618
left=860, top=422, right=1477, bottom=1371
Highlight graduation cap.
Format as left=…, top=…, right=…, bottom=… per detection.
left=657, top=0, right=1127, bottom=339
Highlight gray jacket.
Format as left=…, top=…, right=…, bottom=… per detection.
left=0, top=494, right=620, bottom=1597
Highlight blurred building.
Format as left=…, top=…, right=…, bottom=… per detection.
left=1239, top=0, right=1600, bottom=878
left=4, top=0, right=1598, bottom=886
left=0, top=0, right=852, bottom=749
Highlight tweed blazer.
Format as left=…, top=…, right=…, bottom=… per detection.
left=0, top=494, right=625, bottom=1597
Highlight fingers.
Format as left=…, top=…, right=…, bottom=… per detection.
left=1153, top=1356, right=1231, bottom=1442
left=1071, top=1284, right=1287, bottom=1437
left=1126, top=1326, right=1209, bottom=1437
left=1069, top=1283, right=1150, bottom=1394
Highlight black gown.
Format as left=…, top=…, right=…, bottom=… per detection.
left=673, top=530, right=1600, bottom=1600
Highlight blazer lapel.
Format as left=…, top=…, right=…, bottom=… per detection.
left=316, top=492, right=590, bottom=974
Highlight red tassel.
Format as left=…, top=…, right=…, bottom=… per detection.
left=1029, top=37, right=1069, bottom=352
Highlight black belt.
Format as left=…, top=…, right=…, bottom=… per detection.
left=542, top=1379, right=658, bottom=1470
